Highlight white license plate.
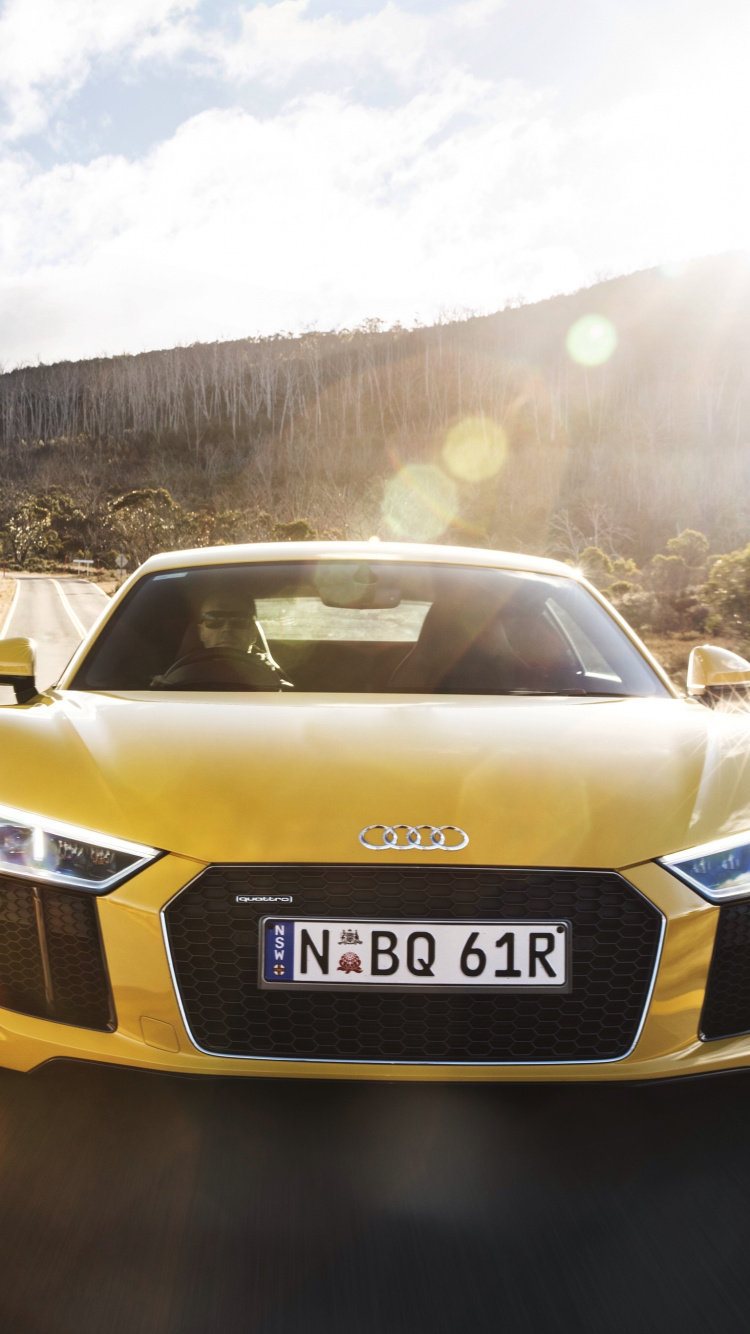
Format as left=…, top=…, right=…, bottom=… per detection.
left=260, top=918, right=570, bottom=991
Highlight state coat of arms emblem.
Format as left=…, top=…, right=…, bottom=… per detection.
left=338, top=928, right=363, bottom=945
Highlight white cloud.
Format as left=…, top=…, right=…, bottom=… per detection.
left=0, top=0, right=749, bottom=365
left=0, top=0, right=197, bottom=140
left=0, top=79, right=554, bottom=362
left=3, top=49, right=750, bottom=370
left=197, top=0, right=504, bottom=88
left=0, top=0, right=504, bottom=143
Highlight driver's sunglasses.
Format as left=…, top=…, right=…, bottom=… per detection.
left=200, top=611, right=254, bottom=629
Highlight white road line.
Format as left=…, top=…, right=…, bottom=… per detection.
left=0, top=579, right=20, bottom=639
left=52, top=579, right=87, bottom=639
left=86, top=582, right=110, bottom=599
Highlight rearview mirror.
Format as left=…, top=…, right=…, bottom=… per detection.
left=315, top=563, right=402, bottom=609
left=687, top=644, right=750, bottom=700
left=0, top=637, right=38, bottom=703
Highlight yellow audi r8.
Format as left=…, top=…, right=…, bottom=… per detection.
left=2, top=541, right=750, bottom=1082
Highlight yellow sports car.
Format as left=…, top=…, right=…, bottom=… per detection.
left=2, top=540, right=750, bottom=1082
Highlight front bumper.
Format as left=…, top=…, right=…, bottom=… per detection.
left=0, top=854, right=747, bottom=1081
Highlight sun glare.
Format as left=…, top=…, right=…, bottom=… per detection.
left=442, top=417, right=508, bottom=482
left=382, top=464, right=459, bottom=541
left=565, top=315, right=618, bottom=367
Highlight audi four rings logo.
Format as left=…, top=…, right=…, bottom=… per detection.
left=359, top=824, right=469, bottom=851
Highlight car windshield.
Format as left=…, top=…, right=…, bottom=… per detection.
left=70, top=560, right=669, bottom=697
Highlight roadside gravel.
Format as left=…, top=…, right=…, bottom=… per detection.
left=0, top=578, right=16, bottom=634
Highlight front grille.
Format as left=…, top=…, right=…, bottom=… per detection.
left=0, top=876, right=114, bottom=1031
left=701, top=902, right=750, bottom=1040
left=164, top=866, right=663, bottom=1063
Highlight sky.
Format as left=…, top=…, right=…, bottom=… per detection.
left=0, top=0, right=749, bottom=367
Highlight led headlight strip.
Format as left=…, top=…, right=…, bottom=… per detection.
left=0, top=801, right=160, bottom=893
left=660, top=832, right=750, bottom=903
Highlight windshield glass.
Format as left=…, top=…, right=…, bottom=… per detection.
left=70, top=560, right=669, bottom=697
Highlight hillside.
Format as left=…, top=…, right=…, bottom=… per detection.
left=2, top=252, right=750, bottom=564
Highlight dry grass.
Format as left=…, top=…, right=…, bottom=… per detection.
left=90, top=576, right=118, bottom=597
left=639, top=631, right=750, bottom=692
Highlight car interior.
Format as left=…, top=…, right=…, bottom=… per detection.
left=69, top=561, right=669, bottom=697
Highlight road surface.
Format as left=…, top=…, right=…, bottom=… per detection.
left=0, top=1064, right=747, bottom=1333
left=0, top=579, right=749, bottom=1331
left=0, top=574, right=109, bottom=702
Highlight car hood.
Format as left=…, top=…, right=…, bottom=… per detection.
left=1, top=691, right=750, bottom=869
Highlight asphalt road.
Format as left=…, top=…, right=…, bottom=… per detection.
left=0, top=1064, right=749, bottom=1334
left=1, top=579, right=750, bottom=1332
left=0, top=574, right=109, bottom=701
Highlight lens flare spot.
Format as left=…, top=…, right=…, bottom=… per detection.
left=565, top=315, right=618, bottom=366
left=442, top=417, right=508, bottom=482
left=382, top=465, right=458, bottom=542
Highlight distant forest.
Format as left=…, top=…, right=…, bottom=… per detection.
left=3, top=253, right=750, bottom=647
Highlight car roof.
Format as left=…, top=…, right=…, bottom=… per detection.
left=138, top=541, right=581, bottom=581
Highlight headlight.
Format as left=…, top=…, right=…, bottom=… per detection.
left=0, top=802, right=159, bottom=893
left=660, top=832, right=750, bottom=903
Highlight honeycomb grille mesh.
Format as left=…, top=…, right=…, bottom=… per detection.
left=701, top=902, right=750, bottom=1040
left=164, top=865, right=663, bottom=1063
left=0, top=879, right=47, bottom=1017
left=0, top=876, right=113, bottom=1031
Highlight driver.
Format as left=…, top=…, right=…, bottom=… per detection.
left=152, top=592, right=292, bottom=690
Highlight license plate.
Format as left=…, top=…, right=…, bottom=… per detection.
left=260, top=918, right=570, bottom=991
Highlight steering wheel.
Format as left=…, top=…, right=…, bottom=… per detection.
left=154, top=648, right=266, bottom=690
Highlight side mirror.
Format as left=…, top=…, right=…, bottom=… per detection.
left=687, top=644, right=750, bottom=701
left=0, top=637, right=38, bottom=703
